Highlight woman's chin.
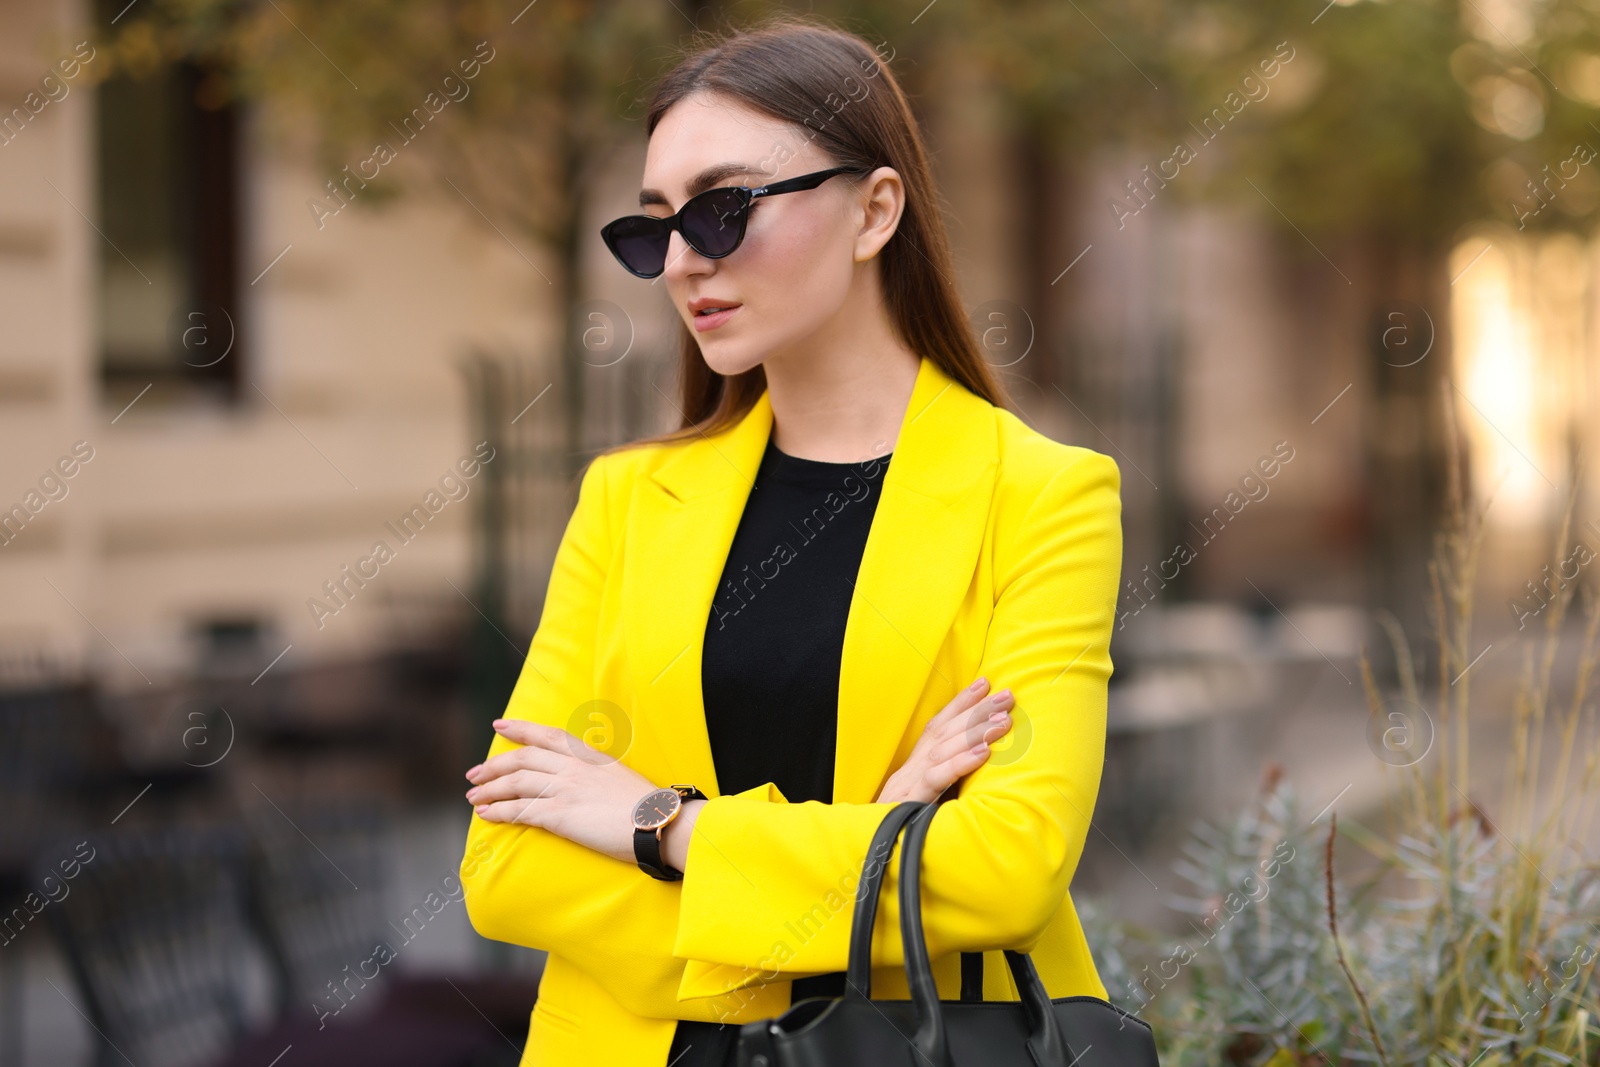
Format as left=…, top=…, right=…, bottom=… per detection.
left=699, top=346, right=764, bottom=379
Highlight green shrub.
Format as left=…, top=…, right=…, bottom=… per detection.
left=1085, top=398, right=1600, bottom=1066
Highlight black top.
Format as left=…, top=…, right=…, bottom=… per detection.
left=665, top=433, right=893, bottom=1066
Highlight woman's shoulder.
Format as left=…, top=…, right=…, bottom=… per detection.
left=988, top=403, right=1121, bottom=504
left=570, top=436, right=712, bottom=539
left=983, top=406, right=1121, bottom=571
left=586, top=437, right=679, bottom=481
left=573, top=439, right=677, bottom=518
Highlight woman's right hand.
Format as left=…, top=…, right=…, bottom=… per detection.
left=875, top=677, right=1014, bottom=804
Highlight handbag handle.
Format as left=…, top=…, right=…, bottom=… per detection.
left=843, top=801, right=926, bottom=995
left=896, top=806, right=1068, bottom=1062
left=899, top=801, right=1070, bottom=1067
left=844, top=801, right=1069, bottom=1066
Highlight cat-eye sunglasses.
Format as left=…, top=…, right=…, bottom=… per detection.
left=600, top=165, right=871, bottom=279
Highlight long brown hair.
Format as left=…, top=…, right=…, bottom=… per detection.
left=611, top=14, right=1011, bottom=453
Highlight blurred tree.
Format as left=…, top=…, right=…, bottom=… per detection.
left=1148, top=0, right=1600, bottom=657
left=1165, top=0, right=1481, bottom=656
left=1178, top=0, right=1600, bottom=241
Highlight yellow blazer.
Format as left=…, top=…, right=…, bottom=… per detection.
left=459, top=354, right=1123, bottom=1066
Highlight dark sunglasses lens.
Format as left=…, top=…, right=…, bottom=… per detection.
left=681, top=188, right=748, bottom=257
left=606, top=216, right=669, bottom=276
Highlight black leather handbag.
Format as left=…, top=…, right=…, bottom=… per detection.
left=734, top=800, right=1160, bottom=1067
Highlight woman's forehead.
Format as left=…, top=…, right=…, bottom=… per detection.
left=643, top=94, right=820, bottom=197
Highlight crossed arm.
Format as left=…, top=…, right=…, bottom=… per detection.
left=458, top=447, right=1122, bottom=1017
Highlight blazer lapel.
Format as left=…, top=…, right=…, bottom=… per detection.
left=621, top=389, right=770, bottom=796
left=621, top=356, right=999, bottom=803
left=834, top=360, right=998, bottom=801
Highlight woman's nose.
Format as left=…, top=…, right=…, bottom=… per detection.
left=662, top=230, right=712, bottom=281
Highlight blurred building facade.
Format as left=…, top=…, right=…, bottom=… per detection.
left=1, top=1, right=561, bottom=696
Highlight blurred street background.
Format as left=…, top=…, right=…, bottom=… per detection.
left=3, top=0, right=1599, bottom=1063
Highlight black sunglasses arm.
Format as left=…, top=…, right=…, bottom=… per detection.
left=748, top=165, right=871, bottom=200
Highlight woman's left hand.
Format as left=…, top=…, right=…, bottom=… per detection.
left=466, top=718, right=658, bottom=865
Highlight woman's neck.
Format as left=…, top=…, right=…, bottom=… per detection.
left=763, top=345, right=919, bottom=463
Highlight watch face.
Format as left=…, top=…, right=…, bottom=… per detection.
left=633, top=787, right=682, bottom=831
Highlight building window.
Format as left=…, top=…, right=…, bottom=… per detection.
left=96, top=51, right=243, bottom=405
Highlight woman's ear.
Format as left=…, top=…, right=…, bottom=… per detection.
left=853, top=166, right=905, bottom=263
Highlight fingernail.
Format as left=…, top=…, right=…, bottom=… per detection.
left=492, top=720, right=506, bottom=731
left=989, top=711, right=1008, bottom=722
left=994, top=688, right=1013, bottom=701
left=465, top=789, right=478, bottom=801
left=969, top=677, right=987, bottom=692
left=474, top=805, right=488, bottom=815
left=465, top=765, right=481, bottom=780
left=970, top=742, right=988, bottom=754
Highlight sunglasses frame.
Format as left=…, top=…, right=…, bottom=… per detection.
left=600, top=164, right=872, bottom=279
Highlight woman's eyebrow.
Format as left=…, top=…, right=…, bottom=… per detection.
left=639, top=162, right=760, bottom=207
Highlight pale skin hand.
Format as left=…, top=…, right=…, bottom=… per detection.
left=465, top=678, right=1013, bottom=872
left=875, top=676, right=1014, bottom=803
left=465, top=719, right=657, bottom=865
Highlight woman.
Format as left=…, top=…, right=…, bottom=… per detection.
left=458, top=16, right=1123, bottom=1067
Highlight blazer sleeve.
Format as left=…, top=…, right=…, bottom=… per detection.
left=671, top=449, right=1122, bottom=1001
left=458, top=451, right=697, bottom=1020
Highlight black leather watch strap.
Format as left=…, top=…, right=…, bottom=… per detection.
left=634, top=824, right=679, bottom=880
left=634, top=785, right=707, bottom=881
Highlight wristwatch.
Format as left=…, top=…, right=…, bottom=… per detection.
left=632, top=783, right=707, bottom=881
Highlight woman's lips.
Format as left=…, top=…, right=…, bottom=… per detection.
left=692, top=305, right=741, bottom=333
